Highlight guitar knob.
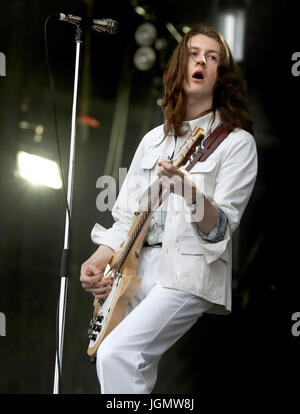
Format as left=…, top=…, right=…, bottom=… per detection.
left=97, top=315, right=103, bottom=323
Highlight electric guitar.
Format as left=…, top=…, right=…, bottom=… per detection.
left=87, top=126, right=205, bottom=362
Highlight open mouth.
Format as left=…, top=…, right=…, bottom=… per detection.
left=192, top=71, right=204, bottom=80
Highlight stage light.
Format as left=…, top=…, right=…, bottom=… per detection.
left=16, top=151, right=62, bottom=189
left=182, top=26, right=191, bottom=34
left=133, top=46, right=156, bottom=71
left=166, top=23, right=182, bottom=43
left=218, top=9, right=246, bottom=62
left=19, top=121, right=31, bottom=130
left=33, top=135, right=42, bottom=143
left=154, top=38, right=167, bottom=51
left=135, top=22, right=157, bottom=46
left=35, top=125, right=44, bottom=135
left=134, top=6, right=146, bottom=16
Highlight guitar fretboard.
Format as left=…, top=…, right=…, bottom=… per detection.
left=112, top=126, right=204, bottom=272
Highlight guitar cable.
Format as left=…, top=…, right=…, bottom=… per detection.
left=44, top=14, right=72, bottom=394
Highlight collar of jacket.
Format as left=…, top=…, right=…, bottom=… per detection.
left=188, top=110, right=222, bottom=140
left=148, top=110, right=222, bottom=149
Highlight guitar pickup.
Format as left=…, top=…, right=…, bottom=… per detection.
left=88, top=333, right=97, bottom=341
left=94, top=324, right=102, bottom=333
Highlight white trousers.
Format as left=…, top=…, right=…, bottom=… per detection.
left=96, top=246, right=213, bottom=394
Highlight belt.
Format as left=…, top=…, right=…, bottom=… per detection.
left=143, top=241, right=162, bottom=248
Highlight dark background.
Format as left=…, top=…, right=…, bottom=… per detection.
left=0, top=0, right=299, bottom=396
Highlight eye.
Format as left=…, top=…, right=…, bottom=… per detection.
left=207, top=54, right=218, bottom=62
left=190, top=51, right=199, bottom=58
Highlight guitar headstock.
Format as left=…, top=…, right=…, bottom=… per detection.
left=173, top=126, right=205, bottom=168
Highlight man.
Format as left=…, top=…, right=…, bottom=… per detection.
left=80, top=24, right=257, bottom=393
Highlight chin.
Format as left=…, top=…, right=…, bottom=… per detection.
left=186, top=89, right=207, bottom=99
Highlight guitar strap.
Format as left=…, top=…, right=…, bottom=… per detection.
left=185, top=123, right=230, bottom=172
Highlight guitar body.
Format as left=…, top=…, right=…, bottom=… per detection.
left=87, top=212, right=152, bottom=359
left=86, top=126, right=204, bottom=361
left=87, top=266, right=141, bottom=358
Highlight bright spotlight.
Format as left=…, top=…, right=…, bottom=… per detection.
left=16, top=151, right=62, bottom=189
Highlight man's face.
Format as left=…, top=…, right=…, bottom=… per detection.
left=183, top=34, right=220, bottom=101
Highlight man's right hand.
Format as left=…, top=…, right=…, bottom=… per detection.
left=80, top=245, right=115, bottom=299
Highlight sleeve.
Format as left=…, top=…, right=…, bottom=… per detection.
left=187, top=129, right=258, bottom=264
left=197, top=207, right=228, bottom=243
left=91, top=137, right=146, bottom=253
left=213, top=130, right=258, bottom=236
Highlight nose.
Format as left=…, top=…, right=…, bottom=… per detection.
left=198, top=55, right=207, bottom=65
left=193, top=54, right=206, bottom=66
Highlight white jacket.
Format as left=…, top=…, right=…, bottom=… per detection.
left=91, top=111, right=258, bottom=314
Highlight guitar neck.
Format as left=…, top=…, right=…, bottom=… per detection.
left=114, top=210, right=152, bottom=271
left=113, top=125, right=204, bottom=271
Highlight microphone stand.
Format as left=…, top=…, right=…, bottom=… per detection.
left=53, top=23, right=84, bottom=394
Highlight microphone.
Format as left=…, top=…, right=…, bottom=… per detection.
left=58, top=13, right=118, bottom=34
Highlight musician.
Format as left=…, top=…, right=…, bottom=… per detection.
left=80, top=23, right=258, bottom=393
